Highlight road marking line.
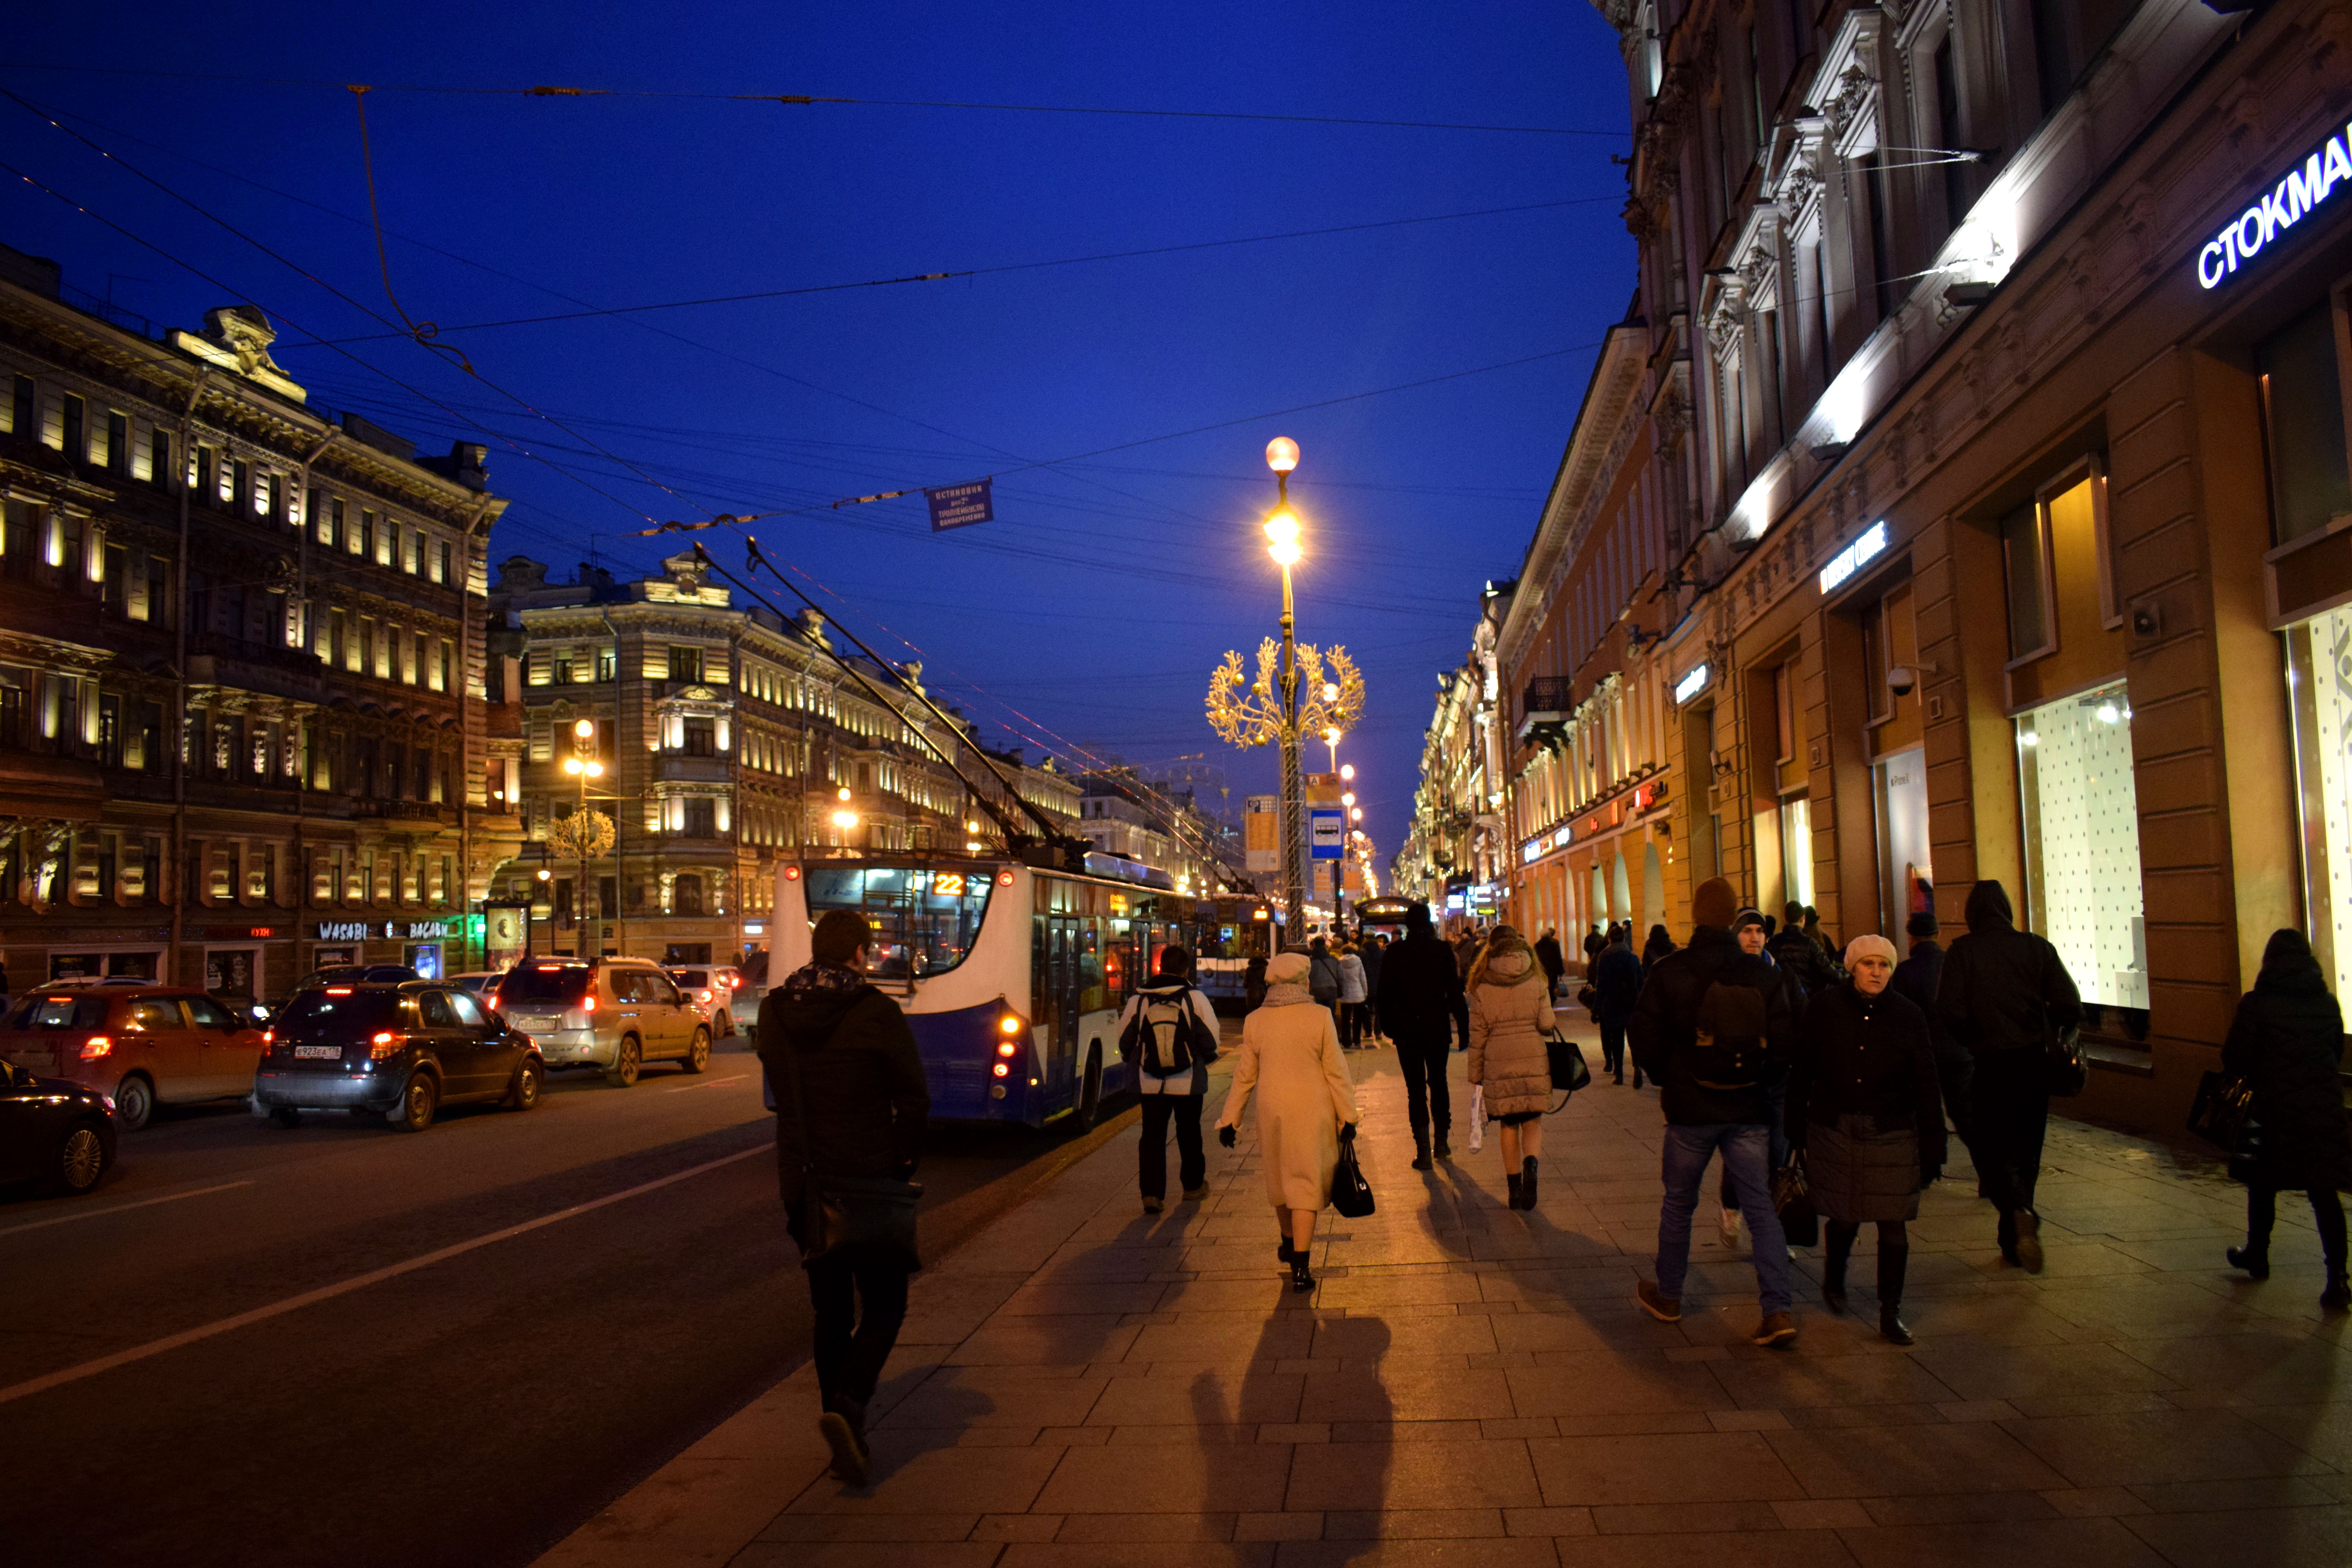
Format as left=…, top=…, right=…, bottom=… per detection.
left=0, top=1180, right=254, bottom=1238
left=0, top=1143, right=764, bottom=1407
left=666, top=1073, right=750, bottom=1093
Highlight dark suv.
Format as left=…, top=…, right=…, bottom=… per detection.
left=253, top=983, right=545, bottom=1132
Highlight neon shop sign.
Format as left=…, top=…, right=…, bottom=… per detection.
left=2198, top=124, right=2352, bottom=289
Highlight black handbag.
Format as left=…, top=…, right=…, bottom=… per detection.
left=2187, top=1069, right=2259, bottom=1161
left=2045, top=1024, right=2088, bottom=1098
left=1330, top=1141, right=1376, bottom=1218
left=1773, top=1153, right=1820, bottom=1249
left=1547, top=1031, right=1592, bottom=1093
left=776, top=1011, right=923, bottom=1271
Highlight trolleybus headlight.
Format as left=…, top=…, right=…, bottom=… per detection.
left=998, top=1014, right=1022, bottom=1035
left=992, top=1062, right=1011, bottom=1078
left=996, top=1041, right=1018, bottom=1058
left=996, top=870, right=1015, bottom=887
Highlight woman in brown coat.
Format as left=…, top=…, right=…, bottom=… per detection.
left=1468, top=930, right=1557, bottom=1209
left=1217, top=949, right=1361, bottom=1292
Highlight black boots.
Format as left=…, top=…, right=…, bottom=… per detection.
left=1505, top=1173, right=1524, bottom=1209
left=1435, top=1131, right=1452, bottom=1160
left=818, top=1398, right=871, bottom=1485
left=1412, top=1135, right=1433, bottom=1171
left=1520, top=1156, right=1539, bottom=1209
left=1822, top=1227, right=1852, bottom=1314
left=2227, top=1245, right=2271, bottom=1280
left=2325, top=1272, right=2351, bottom=1312
left=1290, top=1252, right=1316, bottom=1293
left=1878, top=1246, right=1912, bottom=1345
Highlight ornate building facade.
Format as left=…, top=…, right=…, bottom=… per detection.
left=0, top=241, right=513, bottom=1001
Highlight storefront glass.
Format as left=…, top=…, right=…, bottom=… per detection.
left=2286, top=607, right=2352, bottom=996
left=2016, top=679, right=2147, bottom=1032
left=1778, top=797, right=1814, bottom=911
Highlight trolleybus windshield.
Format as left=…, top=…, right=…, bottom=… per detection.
left=804, top=864, right=995, bottom=985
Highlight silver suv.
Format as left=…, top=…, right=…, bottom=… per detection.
left=488, top=958, right=712, bottom=1087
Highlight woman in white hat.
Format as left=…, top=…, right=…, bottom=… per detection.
left=1786, top=933, right=1946, bottom=1344
left=1218, top=949, right=1360, bottom=1291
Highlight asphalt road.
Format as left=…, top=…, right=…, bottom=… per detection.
left=1, top=1035, right=1141, bottom=1568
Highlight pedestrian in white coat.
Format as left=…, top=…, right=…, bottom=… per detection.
left=1217, top=950, right=1360, bottom=1292
left=1336, top=942, right=1370, bottom=1049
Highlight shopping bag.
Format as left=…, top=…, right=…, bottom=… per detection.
left=1467, top=1083, right=1486, bottom=1152
left=1329, top=1142, right=1376, bottom=1218
left=2187, top=1070, right=2254, bottom=1154
left=1773, top=1154, right=1819, bottom=1249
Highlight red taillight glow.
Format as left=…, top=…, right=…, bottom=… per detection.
left=262, top=1030, right=274, bottom=1046
left=992, top=1062, right=1010, bottom=1078
left=782, top=864, right=801, bottom=881
left=369, top=1032, right=403, bottom=1060
left=581, top=996, right=597, bottom=1013
left=326, top=987, right=354, bottom=995
left=727, top=976, right=742, bottom=989
left=997, top=870, right=1015, bottom=886
left=79, top=1035, right=112, bottom=1060
left=697, top=989, right=713, bottom=1004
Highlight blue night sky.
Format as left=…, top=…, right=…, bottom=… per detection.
left=0, top=1, right=1635, bottom=869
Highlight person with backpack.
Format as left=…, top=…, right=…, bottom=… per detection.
left=1593, top=926, right=1645, bottom=1086
left=2221, top=929, right=2352, bottom=1310
left=1377, top=902, right=1470, bottom=1169
left=757, top=909, right=930, bottom=1486
left=1307, top=936, right=1344, bottom=1014
left=1769, top=900, right=1843, bottom=997
left=1934, top=879, right=2081, bottom=1272
left=1118, top=945, right=1223, bottom=1215
left=1628, top=876, right=1802, bottom=1347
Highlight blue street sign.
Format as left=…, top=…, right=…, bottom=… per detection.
left=1309, top=809, right=1345, bottom=859
left=926, top=478, right=993, bottom=530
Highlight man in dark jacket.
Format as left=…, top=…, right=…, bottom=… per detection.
left=1377, top=902, right=1469, bottom=1169
left=1893, top=911, right=1973, bottom=1154
left=1935, top=879, right=2081, bottom=1272
left=758, top=909, right=930, bottom=1485
left=1768, top=900, right=1844, bottom=997
left=1118, top=945, right=1222, bottom=1214
left=1628, top=876, right=1801, bottom=1347
left=1593, top=926, right=1645, bottom=1085
left=1357, top=934, right=1387, bottom=1042
left=1533, top=928, right=1568, bottom=999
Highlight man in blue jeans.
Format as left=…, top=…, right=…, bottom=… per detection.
left=1628, top=876, right=1802, bottom=1346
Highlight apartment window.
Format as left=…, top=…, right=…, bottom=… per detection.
left=9, top=375, right=31, bottom=436
left=62, top=394, right=84, bottom=463
left=487, top=757, right=510, bottom=809
left=682, top=717, right=717, bottom=757
left=408, top=529, right=424, bottom=573
left=194, top=447, right=216, bottom=510
left=323, top=496, right=342, bottom=550
left=231, top=458, right=251, bottom=515
left=434, top=540, right=451, bottom=584
left=552, top=652, right=573, bottom=686
left=670, top=646, right=702, bottom=684
left=682, top=797, right=717, bottom=837
left=433, top=639, right=452, bottom=693
left=2001, top=501, right=2057, bottom=662
left=675, top=873, right=707, bottom=915
left=596, top=646, right=616, bottom=682
left=136, top=701, right=160, bottom=771
left=149, top=428, right=171, bottom=490
left=105, top=411, right=128, bottom=475
left=2259, top=302, right=2352, bottom=546
left=375, top=516, right=395, bottom=566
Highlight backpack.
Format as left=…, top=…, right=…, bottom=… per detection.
left=1121, top=985, right=1217, bottom=1076
left=1308, top=954, right=1341, bottom=1005
left=1679, top=980, right=1769, bottom=1091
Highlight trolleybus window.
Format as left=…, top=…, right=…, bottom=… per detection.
left=805, top=865, right=994, bottom=984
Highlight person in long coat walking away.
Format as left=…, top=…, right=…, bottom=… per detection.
left=1935, top=879, right=2080, bottom=1272
left=2223, top=929, right=2352, bottom=1309
left=1468, top=930, right=1558, bottom=1209
left=1593, top=926, right=1645, bottom=1087
left=1217, top=949, right=1359, bottom=1292
left=1377, top=902, right=1468, bottom=1168
left=1534, top=928, right=1568, bottom=1000
left=1787, top=936, right=1946, bottom=1344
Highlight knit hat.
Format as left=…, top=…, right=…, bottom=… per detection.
left=1905, top=911, right=1939, bottom=939
left=1731, top=907, right=1767, bottom=934
left=1844, top=934, right=1898, bottom=968
left=1267, top=951, right=1312, bottom=985
left=1691, top=877, right=1739, bottom=929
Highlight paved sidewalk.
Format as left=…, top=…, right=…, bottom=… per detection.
left=539, top=1019, right=2352, bottom=1568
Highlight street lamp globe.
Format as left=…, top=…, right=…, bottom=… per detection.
left=1265, top=436, right=1299, bottom=474
left=563, top=758, right=583, bottom=776
left=572, top=718, right=595, bottom=740
left=1321, top=682, right=1339, bottom=703
left=586, top=762, right=604, bottom=779
left=1339, top=764, right=1355, bottom=781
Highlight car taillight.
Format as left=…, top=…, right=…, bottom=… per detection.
left=327, top=987, right=354, bottom=996
left=262, top=1030, right=274, bottom=1046
left=697, top=989, right=713, bottom=1004
left=727, top=976, right=742, bottom=989
left=582, top=996, right=597, bottom=1013
left=370, top=1031, right=403, bottom=1060
left=79, top=1035, right=112, bottom=1060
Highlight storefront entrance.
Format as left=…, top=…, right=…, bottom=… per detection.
left=1874, top=746, right=1932, bottom=937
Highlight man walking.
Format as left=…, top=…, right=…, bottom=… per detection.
left=1358, top=933, right=1387, bottom=1044
left=1629, top=877, right=1801, bottom=1346
left=759, top=909, right=930, bottom=1485
left=1377, top=901, right=1469, bottom=1169
left=1768, top=900, right=1842, bottom=998
left=1533, top=927, right=1568, bottom=1000
left=1936, top=879, right=2081, bottom=1272
left=1893, top=910, right=1974, bottom=1156
left=1118, top=945, right=1221, bottom=1213
left=1593, top=924, right=1644, bottom=1085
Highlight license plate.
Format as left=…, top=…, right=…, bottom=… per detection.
left=515, top=1016, right=557, bottom=1031
left=292, top=1045, right=343, bottom=1060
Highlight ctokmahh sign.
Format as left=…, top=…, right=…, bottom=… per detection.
left=2197, top=123, right=2352, bottom=289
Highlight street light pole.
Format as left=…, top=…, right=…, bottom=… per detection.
left=1265, top=437, right=1304, bottom=944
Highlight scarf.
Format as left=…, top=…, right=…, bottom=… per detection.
left=1261, top=981, right=1313, bottom=1007
left=782, top=962, right=864, bottom=997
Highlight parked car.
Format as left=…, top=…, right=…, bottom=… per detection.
left=0, top=987, right=268, bottom=1131
left=253, top=982, right=545, bottom=1132
left=663, top=965, right=746, bottom=1038
left=490, top=958, right=711, bottom=1086
left=0, top=1058, right=115, bottom=1196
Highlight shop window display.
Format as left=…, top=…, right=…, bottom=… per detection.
left=2286, top=606, right=2352, bottom=997
left=2016, top=679, right=2147, bottom=1038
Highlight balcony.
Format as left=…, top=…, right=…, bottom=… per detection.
left=654, top=752, right=730, bottom=785
left=1516, top=677, right=1572, bottom=751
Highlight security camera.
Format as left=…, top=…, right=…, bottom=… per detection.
left=1886, top=662, right=1936, bottom=698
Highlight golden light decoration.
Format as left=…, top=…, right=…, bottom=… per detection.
left=545, top=809, right=615, bottom=861
left=1205, top=638, right=1365, bottom=750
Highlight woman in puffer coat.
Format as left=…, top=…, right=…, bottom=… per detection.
left=2223, top=929, right=2352, bottom=1310
left=1468, top=929, right=1558, bottom=1210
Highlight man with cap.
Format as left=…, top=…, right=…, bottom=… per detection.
left=1628, top=877, right=1803, bottom=1346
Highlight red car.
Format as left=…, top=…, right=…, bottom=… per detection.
left=0, top=986, right=269, bottom=1131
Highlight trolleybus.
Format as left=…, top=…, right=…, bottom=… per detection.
left=773, top=853, right=1218, bottom=1127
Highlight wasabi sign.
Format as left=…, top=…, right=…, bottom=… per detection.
left=2198, top=123, right=2352, bottom=289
